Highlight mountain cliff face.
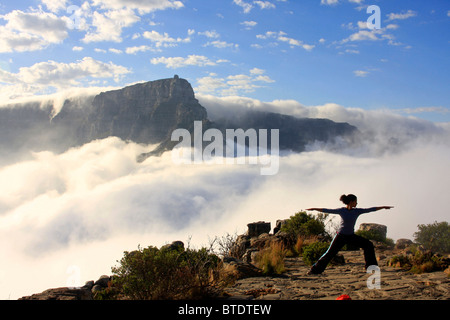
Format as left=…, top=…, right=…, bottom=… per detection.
left=0, top=76, right=357, bottom=161
left=78, top=77, right=207, bottom=144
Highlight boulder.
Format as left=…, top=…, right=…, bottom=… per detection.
left=247, top=221, right=271, bottom=238
left=222, top=257, right=262, bottom=280
left=94, top=275, right=111, bottom=288
left=395, top=238, right=413, bottom=250
left=161, top=240, right=185, bottom=251
left=273, top=219, right=288, bottom=234
left=83, top=280, right=95, bottom=290
left=358, top=223, right=387, bottom=240
left=241, top=248, right=259, bottom=264
left=229, top=235, right=250, bottom=259
left=250, top=233, right=271, bottom=249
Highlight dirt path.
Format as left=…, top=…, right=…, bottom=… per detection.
left=223, top=250, right=450, bottom=300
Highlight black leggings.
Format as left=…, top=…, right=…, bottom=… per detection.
left=310, top=233, right=377, bottom=274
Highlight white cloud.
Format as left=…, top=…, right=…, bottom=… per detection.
left=195, top=69, right=274, bottom=96
left=198, top=30, right=220, bottom=38
left=353, top=70, right=369, bottom=77
left=109, top=48, right=123, bottom=54
left=256, top=31, right=314, bottom=50
left=254, top=1, right=276, bottom=10
left=40, top=0, right=69, bottom=13
left=345, top=49, right=359, bottom=54
left=322, top=0, right=366, bottom=5
left=197, top=95, right=450, bottom=157
left=396, top=106, right=450, bottom=115
left=150, top=55, right=221, bottom=68
left=250, top=68, right=265, bottom=75
left=125, top=45, right=154, bottom=54
left=241, top=20, right=258, bottom=29
left=340, top=23, right=404, bottom=47
left=344, top=30, right=381, bottom=42
left=321, top=0, right=339, bottom=5
left=90, top=0, right=184, bottom=14
left=197, top=30, right=237, bottom=49
left=302, top=44, right=315, bottom=51
left=0, top=10, right=69, bottom=53
left=0, top=57, right=130, bottom=102
left=72, top=46, right=84, bottom=52
left=82, top=8, right=140, bottom=43
left=3, top=10, right=68, bottom=42
left=233, top=0, right=277, bottom=13
left=356, top=20, right=369, bottom=29
left=386, top=24, right=399, bottom=30
left=203, top=40, right=239, bottom=49
left=143, top=30, right=191, bottom=48
left=386, top=10, right=417, bottom=21
left=233, top=0, right=253, bottom=13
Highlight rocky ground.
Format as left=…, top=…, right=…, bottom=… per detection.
left=223, top=249, right=450, bottom=300
left=20, top=221, right=450, bottom=301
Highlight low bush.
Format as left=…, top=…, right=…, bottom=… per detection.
left=106, top=244, right=221, bottom=300
left=389, top=249, right=449, bottom=274
left=414, top=221, right=450, bottom=253
left=302, top=241, right=330, bottom=266
left=281, top=211, right=330, bottom=240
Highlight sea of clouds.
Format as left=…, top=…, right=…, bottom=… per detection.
left=0, top=93, right=449, bottom=299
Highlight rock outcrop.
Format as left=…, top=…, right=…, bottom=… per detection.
left=19, top=274, right=114, bottom=300
left=19, top=287, right=93, bottom=300
left=395, top=238, right=413, bottom=249
left=78, top=77, right=208, bottom=145
left=358, top=223, right=387, bottom=240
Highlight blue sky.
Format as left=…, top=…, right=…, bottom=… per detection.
left=0, top=0, right=449, bottom=122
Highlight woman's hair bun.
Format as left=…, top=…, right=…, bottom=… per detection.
left=340, top=194, right=357, bottom=205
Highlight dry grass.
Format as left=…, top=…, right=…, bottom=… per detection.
left=255, top=241, right=287, bottom=275
left=293, top=235, right=320, bottom=255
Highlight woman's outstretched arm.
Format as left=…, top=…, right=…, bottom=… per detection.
left=306, top=208, right=340, bottom=213
left=306, top=208, right=324, bottom=212
left=306, top=206, right=393, bottom=212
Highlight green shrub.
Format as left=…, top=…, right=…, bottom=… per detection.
left=109, top=244, right=220, bottom=300
left=302, top=241, right=330, bottom=266
left=281, top=211, right=329, bottom=239
left=413, top=221, right=450, bottom=253
left=355, top=229, right=386, bottom=242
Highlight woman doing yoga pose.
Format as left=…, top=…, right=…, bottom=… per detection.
left=306, top=194, right=393, bottom=275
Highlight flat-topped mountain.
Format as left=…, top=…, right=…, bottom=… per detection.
left=0, top=76, right=357, bottom=160
left=77, top=76, right=208, bottom=145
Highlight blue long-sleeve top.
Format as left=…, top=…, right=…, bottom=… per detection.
left=321, top=207, right=378, bottom=235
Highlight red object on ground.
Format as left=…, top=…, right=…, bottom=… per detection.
left=336, top=294, right=352, bottom=300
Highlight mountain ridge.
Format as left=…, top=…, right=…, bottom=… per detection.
left=0, top=76, right=358, bottom=161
